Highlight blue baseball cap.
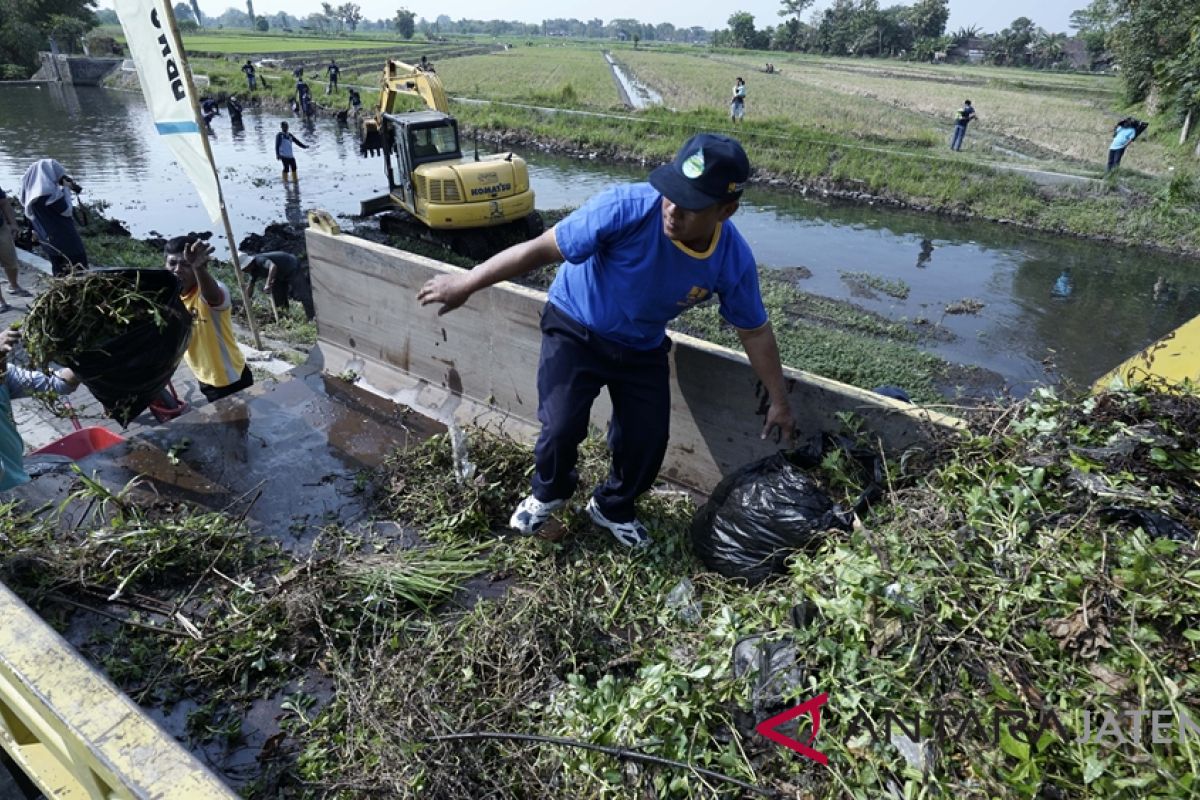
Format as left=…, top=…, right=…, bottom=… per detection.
left=649, top=133, right=750, bottom=211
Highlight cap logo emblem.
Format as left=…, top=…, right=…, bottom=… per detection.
left=682, top=151, right=705, bottom=178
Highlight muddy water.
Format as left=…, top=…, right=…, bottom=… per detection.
left=1, top=83, right=1198, bottom=392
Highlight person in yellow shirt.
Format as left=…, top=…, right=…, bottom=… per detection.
left=164, top=236, right=253, bottom=403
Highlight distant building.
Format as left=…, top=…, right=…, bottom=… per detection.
left=1062, top=37, right=1112, bottom=71
left=946, top=37, right=988, bottom=64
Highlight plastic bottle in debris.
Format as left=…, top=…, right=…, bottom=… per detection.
left=449, top=424, right=477, bottom=485
left=666, top=578, right=702, bottom=624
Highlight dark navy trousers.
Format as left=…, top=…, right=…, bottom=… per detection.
left=532, top=303, right=672, bottom=523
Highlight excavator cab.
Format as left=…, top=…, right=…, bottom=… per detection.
left=377, top=111, right=461, bottom=212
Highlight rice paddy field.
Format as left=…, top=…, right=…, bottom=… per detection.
left=448, top=43, right=1168, bottom=177
left=420, top=43, right=1197, bottom=252
left=180, top=33, right=401, bottom=53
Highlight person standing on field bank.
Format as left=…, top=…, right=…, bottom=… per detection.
left=242, top=59, right=256, bottom=90
left=164, top=236, right=253, bottom=403
left=18, top=159, right=88, bottom=277
left=275, top=121, right=308, bottom=182
left=326, top=59, right=339, bottom=94
left=0, top=187, right=33, bottom=314
left=1107, top=117, right=1146, bottom=174
left=730, top=77, right=747, bottom=123
left=950, top=99, right=977, bottom=151
left=417, top=133, right=796, bottom=548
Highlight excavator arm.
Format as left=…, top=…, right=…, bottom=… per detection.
left=361, top=60, right=448, bottom=156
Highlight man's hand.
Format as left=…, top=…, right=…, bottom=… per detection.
left=762, top=398, right=796, bottom=443
left=185, top=240, right=215, bottom=271
left=417, top=273, right=474, bottom=316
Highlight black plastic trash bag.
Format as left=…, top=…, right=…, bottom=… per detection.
left=691, top=450, right=854, bottom=584
left=1100, top=507, right=1194, bottom=543
left=64, top=269, right=193, bottom=426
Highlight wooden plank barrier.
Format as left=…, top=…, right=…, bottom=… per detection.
left=306, top=226, right=964, bottom=494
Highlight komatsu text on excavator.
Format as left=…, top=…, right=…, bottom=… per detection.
left=359, top=59, right=541, bottom=255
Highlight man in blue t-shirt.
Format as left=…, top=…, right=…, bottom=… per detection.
left=418, top=134, right=795, bottom=547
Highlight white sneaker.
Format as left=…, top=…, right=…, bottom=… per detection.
left=585, top=497, right=651, bottom=548
left=509, top=494, right=566, bottom=535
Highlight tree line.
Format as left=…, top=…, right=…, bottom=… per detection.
left=0, top=0, right=99, bottom=79
left=1070, top=0, right=1199, bottom=127
left=712, top=2, right=1080, bottom=70
left=124, top=8, right=715, bottom=44
left=2, top=0, right=1196, bottom=135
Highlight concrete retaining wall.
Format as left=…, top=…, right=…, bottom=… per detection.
left=32, top=54, right=122, bottom=85
left=306, top=226, right=964, bottom=495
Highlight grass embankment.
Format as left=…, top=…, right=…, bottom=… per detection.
left=3, top=385, right=1197, bottom=798
left=673, top=278, right=951, bottom=403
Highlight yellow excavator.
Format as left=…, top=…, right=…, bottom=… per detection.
left=359, top=60, right=541, bottom=255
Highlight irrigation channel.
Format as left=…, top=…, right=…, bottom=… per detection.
left=1, top=82, right=1198, bottom=394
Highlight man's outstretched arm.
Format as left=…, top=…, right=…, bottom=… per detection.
left=417, top=228, right=563, bottom=316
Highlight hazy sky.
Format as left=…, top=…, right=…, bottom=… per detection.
left=108, top=0, right=1078, bottom=36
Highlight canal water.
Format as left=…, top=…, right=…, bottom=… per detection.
left=1, top=82, right=1198, bottom=393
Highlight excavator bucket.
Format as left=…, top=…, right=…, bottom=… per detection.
left=360, top=117, right=385, bottom=158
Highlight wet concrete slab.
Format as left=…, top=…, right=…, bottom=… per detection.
left=14, top=365, right=446, bottom=552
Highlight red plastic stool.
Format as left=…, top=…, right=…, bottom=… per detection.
left=148, top=382, right=189, bottom=423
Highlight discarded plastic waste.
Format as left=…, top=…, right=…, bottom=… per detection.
left=691, top=450, right=853, bottom=584
left=665, top=577, right=701, bottom=624
left=449, top=424, right=477, bottom=484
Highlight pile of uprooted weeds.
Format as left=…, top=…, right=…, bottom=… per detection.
left=288, top=388, right=1199, bottom=800
left=21, top=271, right=171, bottom=371
left=2, top=385, right=1196, bottom=799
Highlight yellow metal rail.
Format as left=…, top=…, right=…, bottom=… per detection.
left=0, top=582, right=236, bottom=799
left=1095, top=313, right=1200, bottom=391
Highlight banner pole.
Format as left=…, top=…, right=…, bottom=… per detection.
left=161, top=4, right=264, bottom=351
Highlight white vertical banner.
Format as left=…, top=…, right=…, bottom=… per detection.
left=112, top=0, right=223, bottom=222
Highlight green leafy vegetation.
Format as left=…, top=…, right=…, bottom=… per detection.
left=3, top=385, right=1198, bottom=797
left=671, top=275, right=948, bottom=403
left=839, top=270, right=911, bottom=300
left=22, top=271, right=173, bottom=371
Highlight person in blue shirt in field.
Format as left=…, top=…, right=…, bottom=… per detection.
left=417, top=134, right=796, bottom=547
left=950, top=99, right=977, bottom=151
left=1107, top=118, right=1146, bottom=174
